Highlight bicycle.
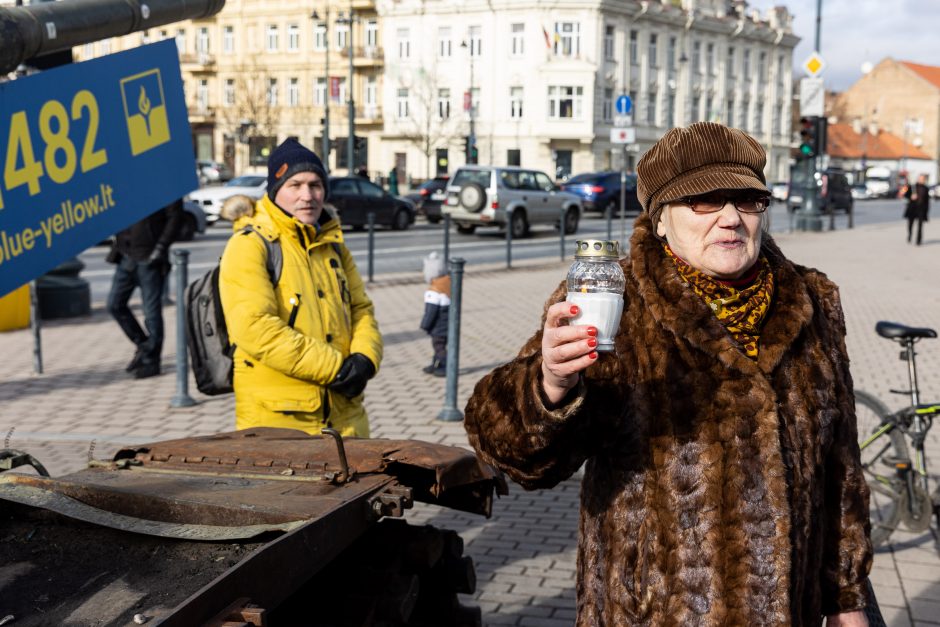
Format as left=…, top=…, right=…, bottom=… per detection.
left=854, top=321, right=940, bottom=548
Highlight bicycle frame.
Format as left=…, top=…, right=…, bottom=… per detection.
left=892, top=336, right=933, bottom=496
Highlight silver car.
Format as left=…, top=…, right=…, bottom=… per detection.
left=442, top=166, right=582, bottom=237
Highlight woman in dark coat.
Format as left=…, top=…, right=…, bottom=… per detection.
left=903, top=174, right=930, bottom=245
left=463, top=122, right=872, bottom=626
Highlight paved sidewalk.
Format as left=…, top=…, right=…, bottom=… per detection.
left=1, top=220, right=938, bottom=625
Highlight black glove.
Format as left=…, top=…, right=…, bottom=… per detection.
left=328, top=353, right=376, bottom=398
left=147, top=244, right=168, bottom=266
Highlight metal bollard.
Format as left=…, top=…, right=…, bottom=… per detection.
left=606, top=202, right=613, bottom=242
left=828, top=205, right=836, bottom=231
left=29, top=280, right=42, bottom=374
left=170, top=249, right=196, bottom=408
left=437, top=257, right=465, bottom=422
left=367, top=211, right=375, bottom=283
left=848, top=205, right=854, bottom=229
left=443, top=213, right=451, bottom=263
left=505, top=207, right=513, bottom=269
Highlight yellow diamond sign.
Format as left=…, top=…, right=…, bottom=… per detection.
left=803, top=52, right=825, bottom=77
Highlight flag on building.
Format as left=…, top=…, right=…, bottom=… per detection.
left=542, top=26, right=552, bottom=50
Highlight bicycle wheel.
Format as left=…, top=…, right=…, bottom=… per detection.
left=854, top=390, right=909, bottom=547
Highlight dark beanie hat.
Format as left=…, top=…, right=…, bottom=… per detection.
left=636, top=122, right=767, bottom=230
left=267, top=138, right=329, bottom=200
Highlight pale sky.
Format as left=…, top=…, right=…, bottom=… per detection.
left=746, top=0, right=940, bottom=91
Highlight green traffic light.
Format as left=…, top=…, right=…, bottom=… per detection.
left=800, top=144, right=813, bottom=156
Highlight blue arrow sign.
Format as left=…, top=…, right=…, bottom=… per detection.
left=615, top=94, right=632, bottom=115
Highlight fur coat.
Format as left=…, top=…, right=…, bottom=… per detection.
left=463, top=217, right=872, bottom=626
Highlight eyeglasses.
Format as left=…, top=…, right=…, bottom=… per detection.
left=674, top=191, right=771, bottom=214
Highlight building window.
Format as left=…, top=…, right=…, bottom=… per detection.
left=666, top=93, right=675, bottom=129
left=223, top=26, right=234, bottom=53
left=739, top=98, right=749, bottom=130
left=705, top=93, right=714, bottom=122
left=397, top=88, right=409, bottom=118
left=507, top=149, right=521, bottom=166
left=726, top=94, right=734, bottom=125
left=197, top=79, right=209, bottom=110
left=511, top=23, right=525, bottom=57
left=397, top=28, right=410, bottom=59
left=773, top=102, right=782, bottom=135
left=224, top=78, right=235, bottom=106
left=692, top=94, right=701, bottom=121
left=437, top=88, right=450, bottom=119
left=468, top=25, right=482, bottom=56
left=266, top=78, right=278, bottom=106
left=647, top=91, right=657, bottom=125
left=777, top=54, right=785, bottom=87
left=175, top=29, right=186, bottom=54
left=743, top=49, right=751, bottom=80
left=365, top=77, right=377, bottom=106
left=604, top=25, right=615, bottom=60
left=438, top=27, right=452, bottom=58
left=315, top=23, right=327, bottom=50
left=548, top=85, right=583, bottom=119
left=336, top=24, right=348, bottom=50
left=667, top=36, right=677, bottom=74
left=315, top=77, right=326, bottom=106
left=603, top=88, right=613, bottom=122
left=648, top=33, right=658, bottom=68
left=727, top=46, right=735, bottom=77
left=338, top=78, right=347, bottom=105
left=288, top=24, right=299, bottom=51
left=706, top=42, right=715, bottom=75
left=266, top=25, right=278, bottom=52
left=288, top=77, right=299, bottom=106
left=754, top=99, right=764, bottom=134
left=365, top=20, right=378, bottom=50
left=692, top=40, right=701, bottom=74
left=553, top=22, right=580, bottom=57
left=197, top=27, right=209, bottom=54
left=510, top=86, right=523, bottom=118
left=629, top=30, right=638, bottom=66
left=758, top=51, right=767, bottom=81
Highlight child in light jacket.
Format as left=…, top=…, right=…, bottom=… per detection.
left=419, top=252, right=450, bottom=377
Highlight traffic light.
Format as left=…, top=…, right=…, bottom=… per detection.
left=469, top=141, right=479, bottom=164
left=798, top=116, right=828, bottom=159
left=462, top=135, right=470, bottom=160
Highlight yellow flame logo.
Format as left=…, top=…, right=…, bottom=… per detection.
left=138, top=86, right=152, bottom=135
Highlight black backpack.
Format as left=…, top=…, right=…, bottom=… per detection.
left=185, top=226, right=283, bottom=395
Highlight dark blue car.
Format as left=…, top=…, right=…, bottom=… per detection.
left=561, top=171, right=642, bottom=216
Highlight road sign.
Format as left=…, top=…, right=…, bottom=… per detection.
left=615, top=94, right=632, bottom=116
left=611, top=127, right=636, bottom=144
left=613, top=114, right=633, bottom=128
left=0, top=40, right=198, bottom=298
left=803, top=51, right=826, bottom=77
left=800, top=77, right=825, bottom=117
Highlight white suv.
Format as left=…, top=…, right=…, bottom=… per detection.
left=442, top=166, right=582, bottom=237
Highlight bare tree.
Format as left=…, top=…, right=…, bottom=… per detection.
left=397, top=66, right=464, bottom=180
left=219, top=59, right=282, bottom=164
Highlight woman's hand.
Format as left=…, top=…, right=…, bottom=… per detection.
left=541, top=302, right=598, bottom=405
left=826, top=610, right=868, bottom=627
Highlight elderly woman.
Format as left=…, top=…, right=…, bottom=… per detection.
left=463, top=123, right=872, bottom=626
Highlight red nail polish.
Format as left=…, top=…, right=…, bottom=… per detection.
left=570, top=305, right=579, bottom=315
left=587, top=327, right=597, bottom=337
left=589, top=351, right=598, bottom=360
left=587, top=338, right=597, bottom=348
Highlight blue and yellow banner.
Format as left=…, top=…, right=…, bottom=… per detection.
left=0, top=40, right=198, bottom=297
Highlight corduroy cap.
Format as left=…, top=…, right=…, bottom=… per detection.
left=267, top=138, right=329, bottom=200
left=636, top=122, right=768, bottom=229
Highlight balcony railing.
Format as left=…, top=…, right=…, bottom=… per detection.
left=179, top=52, right=215, bottom=68
left=337, top=46, right=384, bottom=64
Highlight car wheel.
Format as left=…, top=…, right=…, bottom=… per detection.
left=393, top=209, right=411, bottom=231
left=510, top=210, right=529, bottom=239
left=178, top=214, right=196, bottom=242
left=458, top=183, right=487, bottom=212
left=563, top=208, right=579, bottom=235
left=456, top=223, right=476, bottom=235
left=427, top=216, right=441, bottom=224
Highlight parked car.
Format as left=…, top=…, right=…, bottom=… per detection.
left=770, top=181, right=789, bottom=203
left=327, top=177, right=415, bottom=230
left=560, top=171, right=642, bottom=216
left=196, top=160, right=234, bottom=185
left=405, top=176, right=450, bottom=223
left=187, top=175, right=267, bottom=224
left=442, top=165, right=582, bottom=237
left=787, top=167, right=853, bottom=215
left=178, top=201, right=208, bottom=241
left=851, top=184, right=873, bottom=200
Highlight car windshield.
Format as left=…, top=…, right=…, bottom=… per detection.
left=227, top=175, right=266, bottom=187
left=452, top=169, right=491, bottom=188
left=566, top=173, right=603, bottom=184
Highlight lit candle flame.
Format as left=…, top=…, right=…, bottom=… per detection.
left=138, top=85, right=153, bottom=135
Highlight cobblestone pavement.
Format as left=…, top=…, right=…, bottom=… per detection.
left=1, top=220, right=938, bottom=625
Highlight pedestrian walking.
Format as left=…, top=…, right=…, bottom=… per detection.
left=106, top=198, right=182, bottom=379
left=903, top=174, right=929, bottom=245
left=419, top=252, right=449, bottom=377
left=388, top=166, right=399, bottom=196
left=463, top=122, right=874, bottom=626
left=218, top=138, right=383, bottom=437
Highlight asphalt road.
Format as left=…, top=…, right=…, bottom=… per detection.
left=76, top=197, right=905, bottom=305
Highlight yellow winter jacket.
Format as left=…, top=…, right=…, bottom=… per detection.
left=218, top=195, right=383, bottom=437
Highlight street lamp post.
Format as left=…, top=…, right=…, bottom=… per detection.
left=337, top=2, right=357, bottom=174
left=312, top=8, right=330, bottom=168
left=460, top=38, right=476, bottom=164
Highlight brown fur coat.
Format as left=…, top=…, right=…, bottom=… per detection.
left=464, top=217, right=872, bottom=626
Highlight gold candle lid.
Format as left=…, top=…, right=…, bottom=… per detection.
left=574, top=239, right=620, bottom=259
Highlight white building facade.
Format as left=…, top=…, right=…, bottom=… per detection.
left=378, top=0, right=798, bottom=184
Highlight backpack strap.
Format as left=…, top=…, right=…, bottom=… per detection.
left=239, top=225, right=283, bottom=286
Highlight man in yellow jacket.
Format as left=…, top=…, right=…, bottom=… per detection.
left=219, top=139, right=383, bottom=437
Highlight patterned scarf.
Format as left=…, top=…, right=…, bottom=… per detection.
left=664, top=245, right=775, bottom=359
